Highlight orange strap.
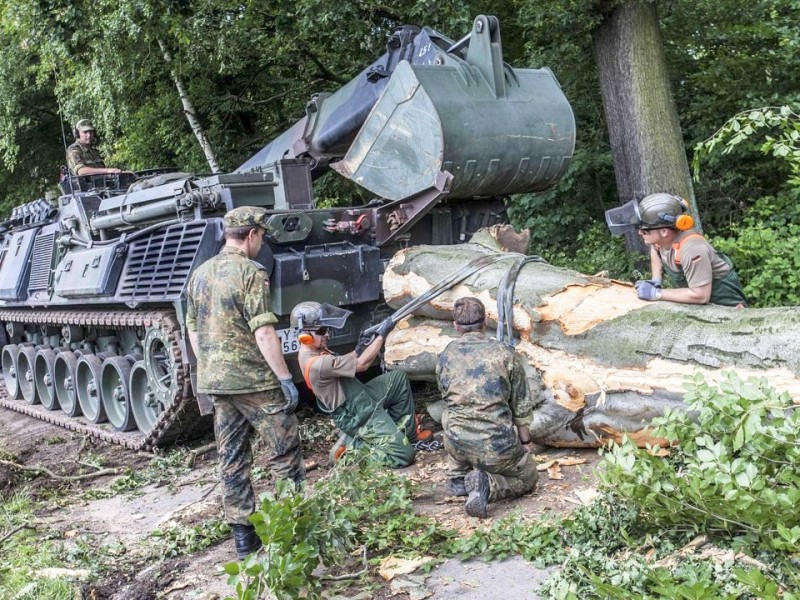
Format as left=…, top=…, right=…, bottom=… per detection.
left=671, top=233, right=704, bottom=265
left=303, top=354, right=323, bottom=392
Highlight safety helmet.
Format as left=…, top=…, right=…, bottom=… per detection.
left=638, top=193, right=694, bottom=231
left=290, top=302, right=323, bottom=330
left=290, top=302, right=352, bottom=331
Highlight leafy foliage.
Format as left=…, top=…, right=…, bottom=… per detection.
left=151, top=517, right=231, bottom=558
left=224, top=452, right=456, bottom=599
left=224, top=373, right=800, bottom=599
left=710, top=193, right=800, bottom=307
left=693, top=107, right=800, bottom=188
left=692, top=106, right=800, bottom=306
left=0, top=491, right=79, bottom=599
left=602, top=372, right=800, bottom=550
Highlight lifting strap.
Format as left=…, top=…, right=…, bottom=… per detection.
left=361, top=253, right=521, bottom=337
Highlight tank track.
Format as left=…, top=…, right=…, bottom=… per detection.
left=0, top=308, right=210, bottom=451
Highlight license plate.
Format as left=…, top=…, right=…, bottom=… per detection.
left=277, top=327, right=300, bottom=354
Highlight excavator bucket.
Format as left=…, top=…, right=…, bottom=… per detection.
left=332, top=15, right=575, bottom=203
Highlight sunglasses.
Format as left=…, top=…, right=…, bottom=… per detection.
left=308, top=327, right=329, bottom=336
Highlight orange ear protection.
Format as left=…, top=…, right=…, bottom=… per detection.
left=659, top=196, right=694, bottom=231
left=674, top=214, right=694, bottom=230
left=298, top=332, right=314, bottom=345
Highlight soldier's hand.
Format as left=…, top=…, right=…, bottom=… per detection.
left=279, top=378, right=299, bottom=413
left=635, top=281, right=663, bottom=301
left=376, top=316, right=396, bottom=339
left=634, top=277, right=661, bottom=291
left=354, top=331, right=376, bottom=357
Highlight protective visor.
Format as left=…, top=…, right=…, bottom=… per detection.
left=604, top=200, right=642, bottom=236
left=317, top=304, right=353, bottom=330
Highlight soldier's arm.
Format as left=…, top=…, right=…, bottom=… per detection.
left=649, top=245, right=663, bottom=282
left=355, top=334, right=384, bottom=372
left=509, top=353, right=534, bottom=426
left=659, top=283, right=712, bottom=304
left=187, top=330, right=200, bottom=359
left=75, top=165, right=122, bottom=175
left=254, top=325, right=292, bottom=380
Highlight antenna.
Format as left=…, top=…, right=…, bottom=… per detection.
left=52, top=67, right=75, bottom=196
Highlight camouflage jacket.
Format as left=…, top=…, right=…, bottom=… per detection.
left=186, top=247, right=279, bottom=394
left=66, top=141, right=105, bottom=175
left=436, top=332, right=534, bottom=451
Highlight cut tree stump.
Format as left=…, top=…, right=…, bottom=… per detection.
left=382, top=228, right=800, bottom=447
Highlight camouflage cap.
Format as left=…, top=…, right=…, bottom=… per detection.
left=224, top=206, right=268, bottom=229
left=75, top=119, right=95, bottom=132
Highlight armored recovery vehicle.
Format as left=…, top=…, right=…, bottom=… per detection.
left=0, top=15, right=575, bottom=450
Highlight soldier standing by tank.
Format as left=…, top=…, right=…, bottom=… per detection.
left=186, top=206, right=305, bottom=560
left=436, top=297, right=539, bottom=519
left=605, top=193, right=747, bottom=306
left=66, top=119, right=123, bottom=176
left=292, top=302, right=432, bottom=468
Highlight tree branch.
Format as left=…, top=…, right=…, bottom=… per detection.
left=0, top=459, right=120, bottom=482
left=0, top=524, right=35, bottom=547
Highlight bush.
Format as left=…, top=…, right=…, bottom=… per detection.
left=710, top=193, right=800, bottom=307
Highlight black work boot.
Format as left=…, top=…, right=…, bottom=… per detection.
left=231, top=524, right=262, bottom=559
left=448, top=477, right=467, bottom=497
left=464, top=470, right=490, bottom=518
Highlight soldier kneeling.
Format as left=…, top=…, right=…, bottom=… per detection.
left=436, top=297, right=539, bottom=518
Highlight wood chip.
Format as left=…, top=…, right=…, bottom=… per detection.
left=378, top=556, right=434, bottom=581
left=547, top=463, right=563, bottom=480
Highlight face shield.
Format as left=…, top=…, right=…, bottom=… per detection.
left=604, top=200, right=642, bottom=236
left=316, top=304, right=353, bottom=330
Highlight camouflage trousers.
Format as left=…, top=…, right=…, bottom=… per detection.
left=444, top=438, right=538, bottom=503
left=211, top=389, right=305, bottom=525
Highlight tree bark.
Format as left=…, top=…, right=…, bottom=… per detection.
left=158, top=40, right=221, bottom=174
left=382, top=237, right=800, bottom=447
left=593, top=1, right=698, bottom=251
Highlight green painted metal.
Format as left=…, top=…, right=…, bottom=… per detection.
left=333, top=15, right=575, bottom=202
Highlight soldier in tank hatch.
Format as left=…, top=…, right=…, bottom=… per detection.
left=436, top=296, right=541, bottom=518
left=186, top=206, right=305, bottom=560
left=66, top=119, right=124, bottom=176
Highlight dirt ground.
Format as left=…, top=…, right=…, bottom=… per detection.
left=0, top=398, right=601, bottom=600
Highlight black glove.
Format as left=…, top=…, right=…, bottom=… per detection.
left=354, top=331, right=376, bottom=357
left=376, top=316, right=396, bottom=339
left=279, top=378, right=299, bottom=413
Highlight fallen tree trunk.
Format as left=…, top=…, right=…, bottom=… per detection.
left=382, top=231, right=800, bottom=447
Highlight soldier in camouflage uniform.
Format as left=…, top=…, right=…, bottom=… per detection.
left=436, top=296, right=539, bottom=518
left=186, top=206, right=305, bottom=559
left=66, top=119, right=123, bottom=176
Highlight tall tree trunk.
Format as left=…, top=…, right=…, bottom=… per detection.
left=382, top=236, right=800, bottom=447
left=593, top=1, right=697, bottom=252
left=158, top=40, right=221, bottom=174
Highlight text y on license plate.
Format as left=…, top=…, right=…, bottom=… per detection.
left=277, top=327, right=300, bottom=354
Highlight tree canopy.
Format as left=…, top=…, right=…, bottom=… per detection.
left=1, top=0, right=797, bottom=305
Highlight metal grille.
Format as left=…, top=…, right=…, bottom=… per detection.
left=28, top=232, right=55, bottom=293
left=118, top=221, right=207, bottom=300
